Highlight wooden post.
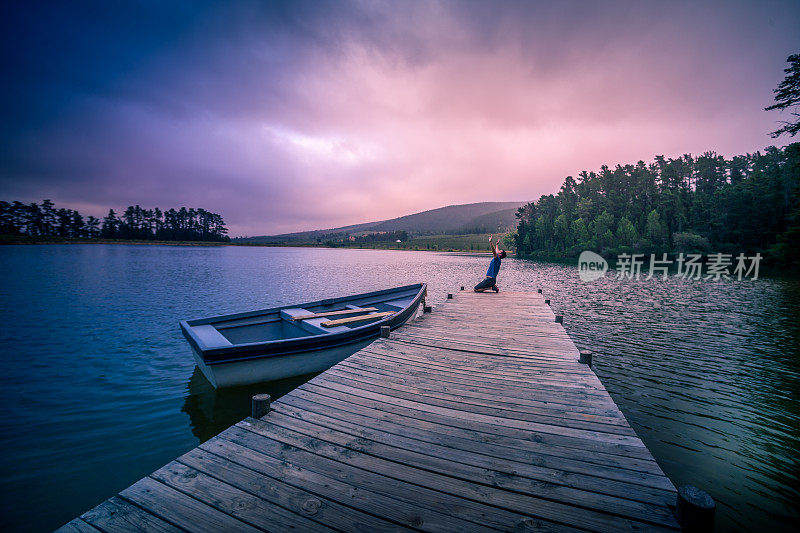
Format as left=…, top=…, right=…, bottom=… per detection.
left=676, top=485, right=715, bottom=532
left=460, top=286, right=465, bottom=291
left=544, top=299, right=550, bottom=305
left=579, top=350, right=593, bottom=366
left=537, top=289, right=542, bottom=294
left=252, top=394, right=271, bottom=419
left=380, top=325, right=390, bottom=338
left=447, top=293, right=453, bottom=299
left=555, top=315, right=563, bottom=324
left=423, top=305, right=432, bottom=313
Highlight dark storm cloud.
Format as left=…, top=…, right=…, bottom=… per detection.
left=1, top=1, right=799, bottom=235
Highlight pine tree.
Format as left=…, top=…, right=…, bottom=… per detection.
left=765, top=54, right=800, bottom=138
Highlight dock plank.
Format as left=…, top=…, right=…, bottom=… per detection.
left=187, top=439, right=494, bottom=533
left=63, top=291, right=680, bottom=532
left=119, top=477, right=261, bottom=533
left=286, top=384, right=666, bottom=474
left=81, top=497, right=182, bottom=533
left=322, top=364, right=633, bottom=430
left=54, top=519, right=101, bottom=533
left=150, top=461, right=337, bottom=532
left=262, top=409, right=678, bottom=527
left=277, top=393, right=676, bottom=493
left=240, top=416, right=675, bottom=531
left=204, top=427, right=569, bottom=532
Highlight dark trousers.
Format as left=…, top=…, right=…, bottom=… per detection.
left=474, top=276, right=496, bottom=291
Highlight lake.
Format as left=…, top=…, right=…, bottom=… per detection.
left=0, top=244, right=798, bottom=531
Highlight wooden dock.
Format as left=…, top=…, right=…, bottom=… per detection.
left=59, top=291, right=680, bottom=532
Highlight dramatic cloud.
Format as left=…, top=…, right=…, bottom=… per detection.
left=1, top=0, right=799, bottom=235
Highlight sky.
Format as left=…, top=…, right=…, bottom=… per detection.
left=1, top=1, right=799, bottom=236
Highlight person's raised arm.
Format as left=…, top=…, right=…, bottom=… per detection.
left=489, top=234, right=499, bottom=258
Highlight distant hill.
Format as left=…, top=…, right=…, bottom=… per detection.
left=235, top=201, right=526, bottom=244
left=453, top=206, right=521, bottom=234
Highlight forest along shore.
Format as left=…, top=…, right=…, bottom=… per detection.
left=512, top=144, right=800, bottom=270
left=0, top=201, right=231, bottom=243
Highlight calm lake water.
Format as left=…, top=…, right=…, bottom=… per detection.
left=0, top=244, right=798, bottom=531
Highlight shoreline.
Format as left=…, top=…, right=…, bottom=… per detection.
left=0, top=237, right=230, bottom=247
left=5, top=238, right=796, bottom=276
left=1, top=236, right=500, bottom=254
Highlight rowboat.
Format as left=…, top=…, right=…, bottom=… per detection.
left=180, top=283, right=427, bottom=388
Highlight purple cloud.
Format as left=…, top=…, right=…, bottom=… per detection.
left=1, top=1, right=798, bottom=236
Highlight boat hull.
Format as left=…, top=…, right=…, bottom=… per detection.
left=190, top=337, right=374, bottom=388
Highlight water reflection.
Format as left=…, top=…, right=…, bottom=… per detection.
left=181, top=367, right=320, bottom=442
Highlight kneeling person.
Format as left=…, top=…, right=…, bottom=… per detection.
left=474, top=234, right=506, bottom=292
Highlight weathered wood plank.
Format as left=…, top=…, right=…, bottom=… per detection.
left=288, top=383, right=666, bottom=474
left=188, top=439, right=495, bottom=532
left=266, top=405, right=678, bottom=525
left=277, top=392, right=676, bottom=492
left=353, top=348, right=603, bottom=385
left=291, top=307, right=378, bottom=320
left=321, top=311, right=395, bottom=327
left=204, top=427, right=576, bottom=533
left=362, top=339, right=588, bottom=373
left=54, top=519, right=101, bottom=533
left=358, top=340, right=596, bottom=377
left=177, top=446, right=401, bottom=532
left=151, top=461, right=337, bottom=532
left=81, top=497, right=183, bottom=533
left=325, top=363, right=633, bottom=429
left=227, top=422, right=584, bottom=532
left=348, top=354, right=617, bottom=403
left=119, top=477, right=261, bottom=533
left=339, top=356, right=621, bottom=411
left=240, top=416, right=677, bottom=532
left=305, top=374, right=646, bottom=446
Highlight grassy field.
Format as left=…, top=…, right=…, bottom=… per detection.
left=311, top=233, right=512, bottom=253
left=400, top=233, right=497, bottom=252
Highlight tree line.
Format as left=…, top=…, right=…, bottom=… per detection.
left=0, top=200, right=230, bottom=242
left=512, top=143, right=800, bottom=267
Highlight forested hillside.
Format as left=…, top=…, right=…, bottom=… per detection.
left=513, top=144, right=800, bottom=267
left=365, top=202, right=523, bottom=234
left=236, top=201, right=523, bottom=244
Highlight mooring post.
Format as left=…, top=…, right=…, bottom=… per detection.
left=252, top=394, right=271, bottom=419
left=460, top=286, right=465, bottom=291
left=447, top=293, right=453, bottom=299
left=555, top=315, right=563, bottom=324
left=675, top=485, right=715, bottom=532
left=545, top=299, right=550, bottom=305
left=537, top=289, right=542, bottom=294
left=579, top=350, right=593, bottom=366
left=380, top=325, right=390, bottom=338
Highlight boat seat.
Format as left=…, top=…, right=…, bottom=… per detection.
left=377, top=298, right=411, bottom=310
left=192, top=324, right=234, bottom=349
left=280, top=308, right=351, bottom=334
